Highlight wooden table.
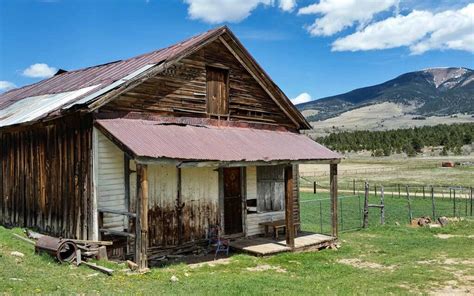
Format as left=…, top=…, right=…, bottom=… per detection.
left=259, top=220, right=300, bottom=239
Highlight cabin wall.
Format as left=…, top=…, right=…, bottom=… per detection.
left=0, top=115, right=93, bottom=239
left=95, top=129, right=126, bottom=231
left=129, top=164, right=219, bottom=247
left=100, top=39, right=296, bottom=128
left=245, top=165, right=300, bottom=237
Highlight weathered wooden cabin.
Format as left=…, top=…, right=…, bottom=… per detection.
left=0, top=26, right=341, bottom=269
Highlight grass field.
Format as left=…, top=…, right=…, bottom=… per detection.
left=300, top=156, right=474, bottom=188
left=1, top=157, right=472, bottom=295
left=1, top=220, right=473, bottom=295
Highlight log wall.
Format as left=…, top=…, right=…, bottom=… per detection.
left=101, top=39, right=296, bottom=128
left=0, top=115, right=93, bottom=239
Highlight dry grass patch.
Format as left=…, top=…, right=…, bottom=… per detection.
left=337, top=258, right=396, bottom=271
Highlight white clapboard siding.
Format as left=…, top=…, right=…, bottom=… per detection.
left=148, top=165, right=178, bottom=208
left=246, top=166, right=257, bottom=200
left=96, top=131, right=126, bottom=231
left=181, top=167, right=219, bottom=203
left=246, top=211, right=285, bottom=237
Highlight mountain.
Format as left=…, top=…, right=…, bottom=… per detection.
left=298, top=67, right=474, bottom=122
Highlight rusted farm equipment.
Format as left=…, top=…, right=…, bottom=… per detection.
left=35, top=236, right=78, bottom=263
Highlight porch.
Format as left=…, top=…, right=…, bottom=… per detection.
left=230, top=232, right=336, bottom=256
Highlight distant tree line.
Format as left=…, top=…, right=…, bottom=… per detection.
left=316, top=123, right=474, bottom=156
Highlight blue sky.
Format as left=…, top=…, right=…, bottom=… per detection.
left=0, top=0, right=473, bottom=103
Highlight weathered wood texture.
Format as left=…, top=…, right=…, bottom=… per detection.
left=330, top=163, right=338, bottom=237
left=130, top=164, right=219, bottom=248
left=285, top=166, right=295, bottom=248
left=135, top=164, right=148, bottom=270
left=0, top=115, right=92, bottom=239
left=100, top=39, right=296, bottom=128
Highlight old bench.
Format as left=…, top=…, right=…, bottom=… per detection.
left=259, top=219, right=300, bottom=239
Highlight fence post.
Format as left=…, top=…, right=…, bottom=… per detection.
left=406, top=185, right=413, bottom=223
left=363, top=181, right=369, bottom=228
left=313, top=181, right=317, bottom=195
left=381, top=186, right=385, bottom=225
left=340, top=198, right=343, bottom=231
left=353, top=179, right=356, bottom=195
left=319, top=200, right=323, bottom=233
left=398, top=184, right=401, bottom=198
left=453, top=189, right=456, bottom=217
left=423, top=186, right=425, bottom=199
left=431, top=186, right=436, bottom=220
left=471, top=187, right=473, bottom=216
left=374, top=185, right=377, bottom=198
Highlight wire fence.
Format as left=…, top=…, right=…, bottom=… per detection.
left=299, top=182, right=474, bottom=235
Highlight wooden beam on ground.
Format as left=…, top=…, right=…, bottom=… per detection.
left=285, top=166, right=295, bottom=248
left=330, top=163, right=338, bottom=238
left=135, top=164, right=149, bottom=271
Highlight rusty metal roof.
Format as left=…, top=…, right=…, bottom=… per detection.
left=0, top=27, right=226, bottom=127
left=96, top=118, right=341, bottom=162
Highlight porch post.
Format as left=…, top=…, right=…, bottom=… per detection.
left=285, top=166, right=295, bottom=248
left=135, top=164, right=149, bottom=271
left=330, top=163, right=338, bottom=238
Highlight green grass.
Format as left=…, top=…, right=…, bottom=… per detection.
left=1, top=219, right=473, bottom=294
left=299, top=191, right=473, bottom=234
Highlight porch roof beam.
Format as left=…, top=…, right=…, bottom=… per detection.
left=134, top=157, right=341, bottom=167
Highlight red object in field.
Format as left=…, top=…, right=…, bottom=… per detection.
left=441, top=161, right=455, bottom=167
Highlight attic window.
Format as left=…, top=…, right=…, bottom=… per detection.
left=206, top=66, right=229, bottom=116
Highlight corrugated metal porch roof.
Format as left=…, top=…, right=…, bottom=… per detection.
left=95, top=118, right=341, bottom=163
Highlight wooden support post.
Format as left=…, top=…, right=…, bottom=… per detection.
left=470, top=187, right=473, bottom=216
left=176, top=167, right=182, bottom=245
left=363, top=181, right=369, bottom=228
left=353, top=179, right=356, bottom=195
left=330, top=164, right=338, bottom=237
left=453, top=189, right=456, bottom=217
left=431, top=186, right=436, bottom=219
left=380, top=187, right=385, bottom=225
left=285, top=166, right=295, bottom=248
left=135, top=164, right=149, bottom=271
left=406, top=185, right=413, bottom=223
left=313, top=181, right=317, bottom=195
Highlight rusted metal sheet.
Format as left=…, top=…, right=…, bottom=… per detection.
left=0, top=27, right=225, bottom=116
left=95, top=118, right=341, bottom=162
left=35, top=235, right=77, bottom=263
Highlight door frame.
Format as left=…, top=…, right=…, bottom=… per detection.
left=219, top=167, right=246, bottom=237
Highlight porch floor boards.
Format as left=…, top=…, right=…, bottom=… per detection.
left=230, top=232, right=336, bottom=256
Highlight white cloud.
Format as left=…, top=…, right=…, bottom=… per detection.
left=0, top=81, right=17, bottom=92
left=298, top=0, right=398, bottom=36
left=279, top=0, right=296, bottom=12
left=184, top=0, right=296, bottom=23
left=22, top=63, right=57, bottom=78
left=332, top=3, right=474, bottom=54
left=291, top=92, right=312, bottom=104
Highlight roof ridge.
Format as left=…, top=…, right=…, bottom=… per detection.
left=51, top=26, right=227, bottom=75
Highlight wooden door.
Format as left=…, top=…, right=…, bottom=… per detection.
left=206, top=66, right=229, bottom=115
left=223, top=167, right=243, bottom=234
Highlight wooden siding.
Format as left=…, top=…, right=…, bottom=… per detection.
left=130, top=164, right=219, bottom=247
left=246, top=211, right=285, bottom=237
left=100, top=39, right=296, bottom=128
left=246, top=166, right=257, bottom=200
left=245, top=165, right=300, bottom=237
left=96, top=130, right=126, bottom=231
left=0, top=115, right=92, bottom=239
left=257, top=165, right=285, bottom=211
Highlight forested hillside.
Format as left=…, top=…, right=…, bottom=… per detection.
left=316, top=123, right=474, bottom=156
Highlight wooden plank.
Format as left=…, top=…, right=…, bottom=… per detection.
left=285, top=166, right=295, bottom=248
left=135, top=164, right=149, bottom=271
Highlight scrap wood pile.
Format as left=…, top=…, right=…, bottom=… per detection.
left=13, top=230, right=114, bottom=276
left=146, top=241, right=210, bottom=266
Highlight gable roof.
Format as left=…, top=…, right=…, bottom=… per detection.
left=0, top=26, right=310, bottom=129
